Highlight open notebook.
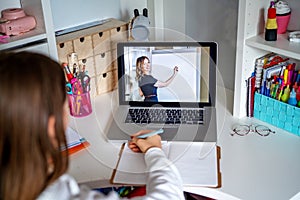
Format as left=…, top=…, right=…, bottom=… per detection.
left=111, top=142, right=221, bottom=187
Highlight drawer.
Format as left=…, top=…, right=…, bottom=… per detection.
left=96, top=69, right=118, bottom=95
left=73, top=36, right=93, bottom=59
left=92, top=30, right=111, bottom=55
left=94, top=51, right=113, bottom=75
left=79, top=56, right=96, bottom=78
left=110, top=24, right=128, bottom=50
left=57, top=41, right=74, bottom=63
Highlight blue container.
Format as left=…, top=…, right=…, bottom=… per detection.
left=254, top=92, right=300, bottom=136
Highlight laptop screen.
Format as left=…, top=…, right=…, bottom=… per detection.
left=117, top=42, right=217, bottom=108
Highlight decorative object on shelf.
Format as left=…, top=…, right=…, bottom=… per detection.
left=265, top=1, right=277, bottom=41
left=0, top=8, right=36, bottom=36
left=130, top=8, right=150, bottom=41
left=275, top=0, right=291, bottom=34
left=288, top=31, right=300, bottom=42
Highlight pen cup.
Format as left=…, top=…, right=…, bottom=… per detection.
left=68, top=91, right=92, bottom=117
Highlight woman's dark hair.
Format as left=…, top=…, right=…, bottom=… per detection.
left=0, top=52, right=68, bottom=200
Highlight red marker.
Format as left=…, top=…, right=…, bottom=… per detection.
left=62, top=63, right=74, bottom=82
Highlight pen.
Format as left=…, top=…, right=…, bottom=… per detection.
left=137, top=128, right=164, bottom=139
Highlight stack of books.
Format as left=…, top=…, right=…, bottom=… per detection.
left=64, top=127, right=89, bottom=155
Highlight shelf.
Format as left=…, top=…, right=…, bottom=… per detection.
left=246, top=33, right=300, bottom=60
left=0, top=28, right=46, bottom=51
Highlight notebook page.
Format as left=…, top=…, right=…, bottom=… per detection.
left=112, top=142, right=169, bottom=185
left=168, top=142, right=218, bottom=187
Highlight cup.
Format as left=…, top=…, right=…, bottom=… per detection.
left=68, top=92, right=92, bottom=117
left=276, top=13, right=291, bottom=34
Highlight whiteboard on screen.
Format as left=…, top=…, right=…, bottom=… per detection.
left=151, top=50, right=201, bottom=102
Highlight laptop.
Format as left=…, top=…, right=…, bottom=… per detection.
left=106, top=41, right=217, bottom=142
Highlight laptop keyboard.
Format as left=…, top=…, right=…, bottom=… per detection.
left=125, top=108, right=204, bottom=124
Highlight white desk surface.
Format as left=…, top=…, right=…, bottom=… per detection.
left=67, top=86, right=300, bottom=200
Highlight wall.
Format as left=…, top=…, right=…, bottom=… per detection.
left=286, top=0, right=300, bottom=31
left=50, top=0, right=147, bottom=31
left=49, top=0, right=238, bottom=90
left=153, top=0, right=238, bottom=90
left=0, top=0, right=20, bottom=11
left=50, top=0, right=120, bottom=31
left=185, top=0, right=238, bottom=90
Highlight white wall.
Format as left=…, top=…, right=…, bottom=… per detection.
left=0, top=0, right=20, bottom=11
left=49, top=0, right=238, bottom=90
left=50, top=0, right=121, bottom=31
left=120, top=0, right=147, bottom=22
left=50, top=0, right=148, bottom=31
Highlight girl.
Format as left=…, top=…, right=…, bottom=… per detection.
left=0, top=52, right=184, bottom=200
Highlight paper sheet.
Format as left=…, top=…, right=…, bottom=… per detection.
left=112, top=142, right=219, bottom=187
left=168, top=142, right=218, bottom=187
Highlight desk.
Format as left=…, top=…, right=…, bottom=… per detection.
left=68, top=86, right=300, bottom=200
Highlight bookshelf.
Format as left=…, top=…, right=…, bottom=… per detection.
left=234, top=0, right=300, bottom=117
left=0, top=0, right=58, bottom=60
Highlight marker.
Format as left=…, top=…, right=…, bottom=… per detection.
left=281, top=85, right=290, bottom=103
left=288, top=88, right=297, bottom=106
left=62, top=63, right=74, bottom=82
left=283, top=68, right=288, bottom=85
left=137, top=128, right=164, bottom=139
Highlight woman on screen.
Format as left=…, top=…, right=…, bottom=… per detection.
left=136, top=56, right=179, bottom=102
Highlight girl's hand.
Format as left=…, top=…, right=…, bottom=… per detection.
left=128, top=130, right=162, bottom=153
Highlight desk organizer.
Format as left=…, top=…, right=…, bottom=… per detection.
left=68, top=92, right=92, bottom=117
left=254, top=92, right=300, bottom=136
left=56, top=18, right=128, bottom=97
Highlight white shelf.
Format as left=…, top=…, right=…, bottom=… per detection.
left=0, top=30, right=46, bottom=51
left=246, top=34, right=300, bottom=60
left=234, top=0, right=300, bottom=118
left=0, top=0, right=58, bottom=60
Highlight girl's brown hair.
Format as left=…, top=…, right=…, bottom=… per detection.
left=0, top=52, right=68, bottom=200
left=136, top=56, right=149, bottom=81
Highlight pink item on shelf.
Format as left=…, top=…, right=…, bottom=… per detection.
left=0, top=8, right=36, bottom=36
left=277, top=14, right=291, bottom=34
left=1, top=8, right=25, bottom=20
left=275, top=1, right=291, bottom=34
left=0, top=35, right=9, bottom=43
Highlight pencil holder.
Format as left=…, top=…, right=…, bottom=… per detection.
left=68, top=92, right=92, bottom=117
left=254, top=92, right=300, bottom=136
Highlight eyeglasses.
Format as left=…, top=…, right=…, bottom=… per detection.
left=231, top=124, right=275, bottom=137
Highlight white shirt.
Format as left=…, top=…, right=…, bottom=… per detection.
left=37, top=147, right=184, bottom=200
